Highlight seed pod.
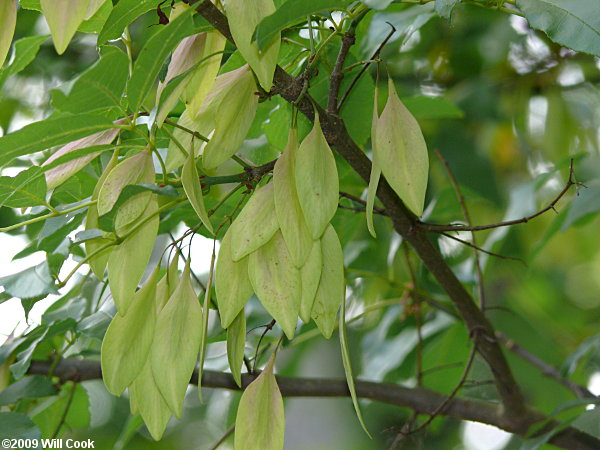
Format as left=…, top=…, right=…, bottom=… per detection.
left=216, top=228, right=254, bottom=328
left=273, top=128, right=313, bottom=267
left=226, top=0, right=280, bottom=91
left=129, top=358, right=172, bottom=441
left=202, top=65, right=258, bottom=169
left=0, top=0, right=17, bottom=68
left=227, top=310, right=246, bottom=388
left=229, top=182, right=279, bottom=262
left=182, top=148, right=213, bottom=234
left=154, top=251, right=180, bottom=313
left=375, top=78, right=429, bottom=216
left=234, top=352, right=284, bottom=450
left=295, top=115, right=339, bottom=239
left=151, top=259, right=203, bottom=417
left=101, top=265, right=159, bottom=396
left=366, top=86, right=381, bottom=238
left=299, top=240, right=322, bottom=323
left=41, top=0, right=88, bottom=55
left=311, top=225, right=344, bottom=339
left=107, top=196, right=159, bottom=314
left=248, top=231, right=300, bottom=339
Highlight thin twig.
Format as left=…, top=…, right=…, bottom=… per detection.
left=497, top=332, right=598, bottom=400
left=420, top=160, right=579, bottom=233
left=328, top=31, right=356, bottom=114
left=51, top=382, right=78, bottom=438
left=252, top=319, right=276, bottom=374
left=339, top=191, right=386, bottom=215
left=440, top=232, right=526, bottom=265
left=338, top=23, right=396, bottom=111
left=208, top=424, right=236, bottom=450
left=435, top=149, right=486, bottom=309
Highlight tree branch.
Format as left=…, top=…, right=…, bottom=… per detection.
left=27, top=359, right=600, bottom=450
left=328, top=31, right=355, bottom=114
left=190, top=0, right=529, bottom=423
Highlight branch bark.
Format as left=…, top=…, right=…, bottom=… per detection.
left=27, top=359, right=600, bottom=450
left=188, top=0, right=528, bottom=424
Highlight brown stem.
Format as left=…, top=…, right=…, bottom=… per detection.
left=28, top=360, right=600, bottom=450
left=328, top=31, right=355, bottom=114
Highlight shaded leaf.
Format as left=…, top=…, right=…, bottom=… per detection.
left=0, top=412, right=40, bottom=440
left=0, top=261, right=58, bottom=300
left=98, top=0, right=163, bottom=44
left=0, top=167, right=47, bottom=208
left=182, top=148, right=213, bottom=234
left=299, top=240, right=322, bottom=323
left=0, top=375, right=57, bottom=406
left=435, top=0, right=460, bottom=20
left=227, top=310, right=246, bottom=388
left=0, top=35, right=48, bottom=86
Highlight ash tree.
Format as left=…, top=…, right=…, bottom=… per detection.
left=0, top=0, right=599, bottom=449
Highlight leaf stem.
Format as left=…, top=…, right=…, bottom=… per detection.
left=0, top=200, right=97, bottom=233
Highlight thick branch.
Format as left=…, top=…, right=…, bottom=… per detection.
left=27, top=360, right=600, bottom=450
left=191, top=0, right=528, bottom=423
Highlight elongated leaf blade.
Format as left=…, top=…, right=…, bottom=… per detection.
left=128, top=10, right=195, bottom=114
left=182, top=149, right=213, bottom=234
left=0, top=114, right=114, bottom=168
left=0, top=0, right=17, bottom=68
left=227, top=310, right=246, bottom=388
left=98, top=0, right=163, bottom=44
left=0, top=35, right=48, bottom=86
left=254, top=0, right=353, bottom=50
left=0, top=167, right=47, bottom=208
left=517, top=0, right=600, bottom=57
left=299, top=240, right=322, bottom=323
left=41, top=0, right=88, bottom=54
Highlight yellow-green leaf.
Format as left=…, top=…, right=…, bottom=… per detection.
left=41, top=0, right=88, bottom=54
left=0, top=0, right=17, bottom=68
left=202, top=65, right=258, bottom=169
left=229, top=183, right=279, bottom=262
left=299, top=240, right=322, bottom=323
left=227, top=309, right=246, bottom=388
left=129, top=358, right=172, bottom=441
left=273, top=128, right=313, bottom=267
left=375, top=78, right=429, bottom=216
left=151, top=259, right=203, bottom=417
left=165, top=109, right=209, bottom=173
left=197, top=247, right=215, bottom=402
left=311, top=225, right=344, bottom=339
left=234, top=352, right=284, bottom=450
left=107, top=197, right=159, bottom=314
left=182, top=148, right=213, bottom=234
left=155, top=251, right=180, bottom=312
left=339, top=294, right=371, bottom=438
left=101, top=265, right=159, bottom=396
left=226, top=0, right=280, bottom=91
left=114, top=154, right=155, bottom=233
left=295, top=116, right=339, bottom=239
left=248, top=231, right=300, bottom=339
left=216, top=229, right=254, bottom=328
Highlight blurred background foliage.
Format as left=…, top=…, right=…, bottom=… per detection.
left=0, top=1, right=599, bottom=449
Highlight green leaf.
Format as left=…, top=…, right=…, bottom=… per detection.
left=234, top=352, right=284, bottom=450
left=182, top=149, right=213, bottom=234
left=107, top=197, right=159, bottom=314
left=0, top=412, right=40, bottom=440
left=340, top=295, right=372, bottom=438
left=128, top=9, right=195, bottom=114
left=517, top=0, right=600, bottom=57
left=560, top=182, right=600, bottom=230
left=0, top=167, right=47, bottom=208
left=0, top=376, right=57, bottom=406
left=0, top=0, right=17, bottom=68
left=151, top=259, right=203, bottom=417
left=248, top=231, right=301, bottom=339
left=51, top=46, right=129, bottom=114
left=295, top=116, right=339, bottom=239
left=227, top=0, right=280, bottom=90
left=79, top=0, right=112, bottom=34
left=366, top=87, right=381, bottom=238
left=31, top=383, right=90, bottom=436
left=0, top=114, right=114, bottom=168
left=402, top=96, right=463, bottom=119
left=215, top=229, right=254, bottom=328
left=0, top=261, right=58, bottom=300
left=435, top=0, right=460, bottom=20
left=229, top=183, right=279, bottom=261
left=41, top=0, right=89, bottom=55
left=254, top=0, right=354, bottom=50
left=273, top=129, right=313, bottom=267
left=98, top=0, right=163, bottom=44
left=101, top=265, right=158, bottom=396
left=311, top=225, right=344, bottom=339
left=0, top=35, right=48, bottom=86
left=227, top=310, right=246, bottom=388
left=375, top=78, right=429, bottom=216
